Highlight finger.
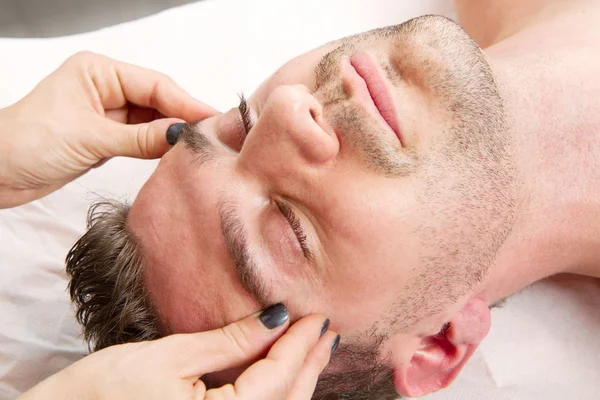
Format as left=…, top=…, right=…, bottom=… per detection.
left=166, top=304, right=291, bottom=378
left=192, top=379, right=208, bottom=400
left=105, top=106, right=165, bottom=125
left=101, top=117, right=182, bottom=159
left=216, top=314, right=329, bottom=400
left=76, top=52, right=220, bottom=121
left=104, top=107, right=129, bottom=123
left=126, top=106, right=165, bottom=125
left=288, top=331, right=340, bottom=400
left=108, top=61, right=220, bottom=121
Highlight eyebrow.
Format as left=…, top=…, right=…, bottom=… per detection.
left=218, top=200, right=272, bottom=307
left=180, top=122, right=219, bottom=166
left=180, top=118, right=271, bottom=304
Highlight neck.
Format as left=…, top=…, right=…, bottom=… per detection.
left=474, top=10, right=600, bottom=305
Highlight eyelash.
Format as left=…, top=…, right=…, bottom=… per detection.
left=238, top=94, right=253, bottom=141
left=276, top=200, right=312, bottom=261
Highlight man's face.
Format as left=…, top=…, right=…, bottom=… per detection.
left=128, top=15, right=513, bottom=396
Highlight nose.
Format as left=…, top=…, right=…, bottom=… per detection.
left=239, top=84, right=339, bottom=181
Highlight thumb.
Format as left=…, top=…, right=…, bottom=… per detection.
left=169, top=304, right=290, bottom=378
left=101, top=117, right=183, bottom=159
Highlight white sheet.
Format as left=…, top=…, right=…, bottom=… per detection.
left=0, top=1, right=598, bottom=399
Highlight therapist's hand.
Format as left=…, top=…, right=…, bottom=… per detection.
left=20, top=305, right=339, bottom=400
left=0, top=51, right=218, bottom=208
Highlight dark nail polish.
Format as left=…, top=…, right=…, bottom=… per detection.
left=331, top=334, right=341, bottom=356
left=320, top=318, right=330, bottom=337
left=166, top=123, right=185, bottom=145
left=259, top=303, right=289, bottom=329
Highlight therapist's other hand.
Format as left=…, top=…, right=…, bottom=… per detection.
left=0, top=51, right=218, bottom=208
left=20, top=305, right=339, bottom=400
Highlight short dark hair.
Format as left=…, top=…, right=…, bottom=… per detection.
left=66, top=200, right=159, bottom=351
left=66, top=201, right=399, bottom=400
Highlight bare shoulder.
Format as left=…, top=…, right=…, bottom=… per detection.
left=455, top=0, right=600, bottom=49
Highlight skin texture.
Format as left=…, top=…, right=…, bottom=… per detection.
left=19, top=310, right=339, bottom=400
left=0, top=52, right=218, bottom=208
left=129, top=15, right=513, bottom=397
left=127, top=1, right=600, bottom=397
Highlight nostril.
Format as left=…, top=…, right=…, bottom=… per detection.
left=309, top=105, right=335, bottom=140
left=308, top=96, right=325, bottom=124
left=309, top=107, right=320, bottom=121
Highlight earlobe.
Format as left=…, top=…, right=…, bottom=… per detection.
left=392, top=298, right=491, bottom=398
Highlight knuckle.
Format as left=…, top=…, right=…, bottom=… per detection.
left=149, top=74, right=178, bottom=106
left=67, top=51, right=98, bottom=66
left=156, top=71, right=175, bottom=86
left=148, top=80, right=161, bottom=109
left=157, top=72, right=175, bottom=86
left=63, top=51, right=107, bottom=78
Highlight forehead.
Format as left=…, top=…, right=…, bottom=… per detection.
left=128, top=146, right=264, bottom=333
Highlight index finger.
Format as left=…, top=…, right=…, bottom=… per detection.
left=113, top=61, right=220, bottom=121
left=221, top=314, right=330, bottom=400
left=77, top=52, right=220, bottom=121
left=161, top=304, right=291, bottom=378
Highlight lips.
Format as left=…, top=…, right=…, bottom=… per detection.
left=346, top=52, right=402, bottom=144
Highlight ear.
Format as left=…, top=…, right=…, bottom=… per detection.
left=393, top=298, right=491, bottom=398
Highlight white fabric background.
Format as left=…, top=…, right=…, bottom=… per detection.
left=0, top=1, right=598, bottom=399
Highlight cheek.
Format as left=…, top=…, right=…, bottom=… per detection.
left=317, top=179, right=426, bottom=334
left=325, top=230, right=422, bottom=334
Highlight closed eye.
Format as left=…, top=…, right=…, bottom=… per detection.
left=275, top=199, right=313, bottom=262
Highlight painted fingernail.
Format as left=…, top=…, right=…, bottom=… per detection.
left=259, top=303, right=289, bottom=329
left=166, top=123, right=185, bottom=145
left=331, top=334, right=341, bottom=356
left=320, top=318, right=330, bottom=338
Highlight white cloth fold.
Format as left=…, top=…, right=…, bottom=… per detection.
left=0, top=1, right=597, bottom=399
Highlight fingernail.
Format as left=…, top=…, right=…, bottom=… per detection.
left=259, top=303, right=289, bottom=329
left=331, top=334, right=341, bottom=356
left=166, top=123, right=185, bottom=145
left=320, top=318, right=330, bottom=338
